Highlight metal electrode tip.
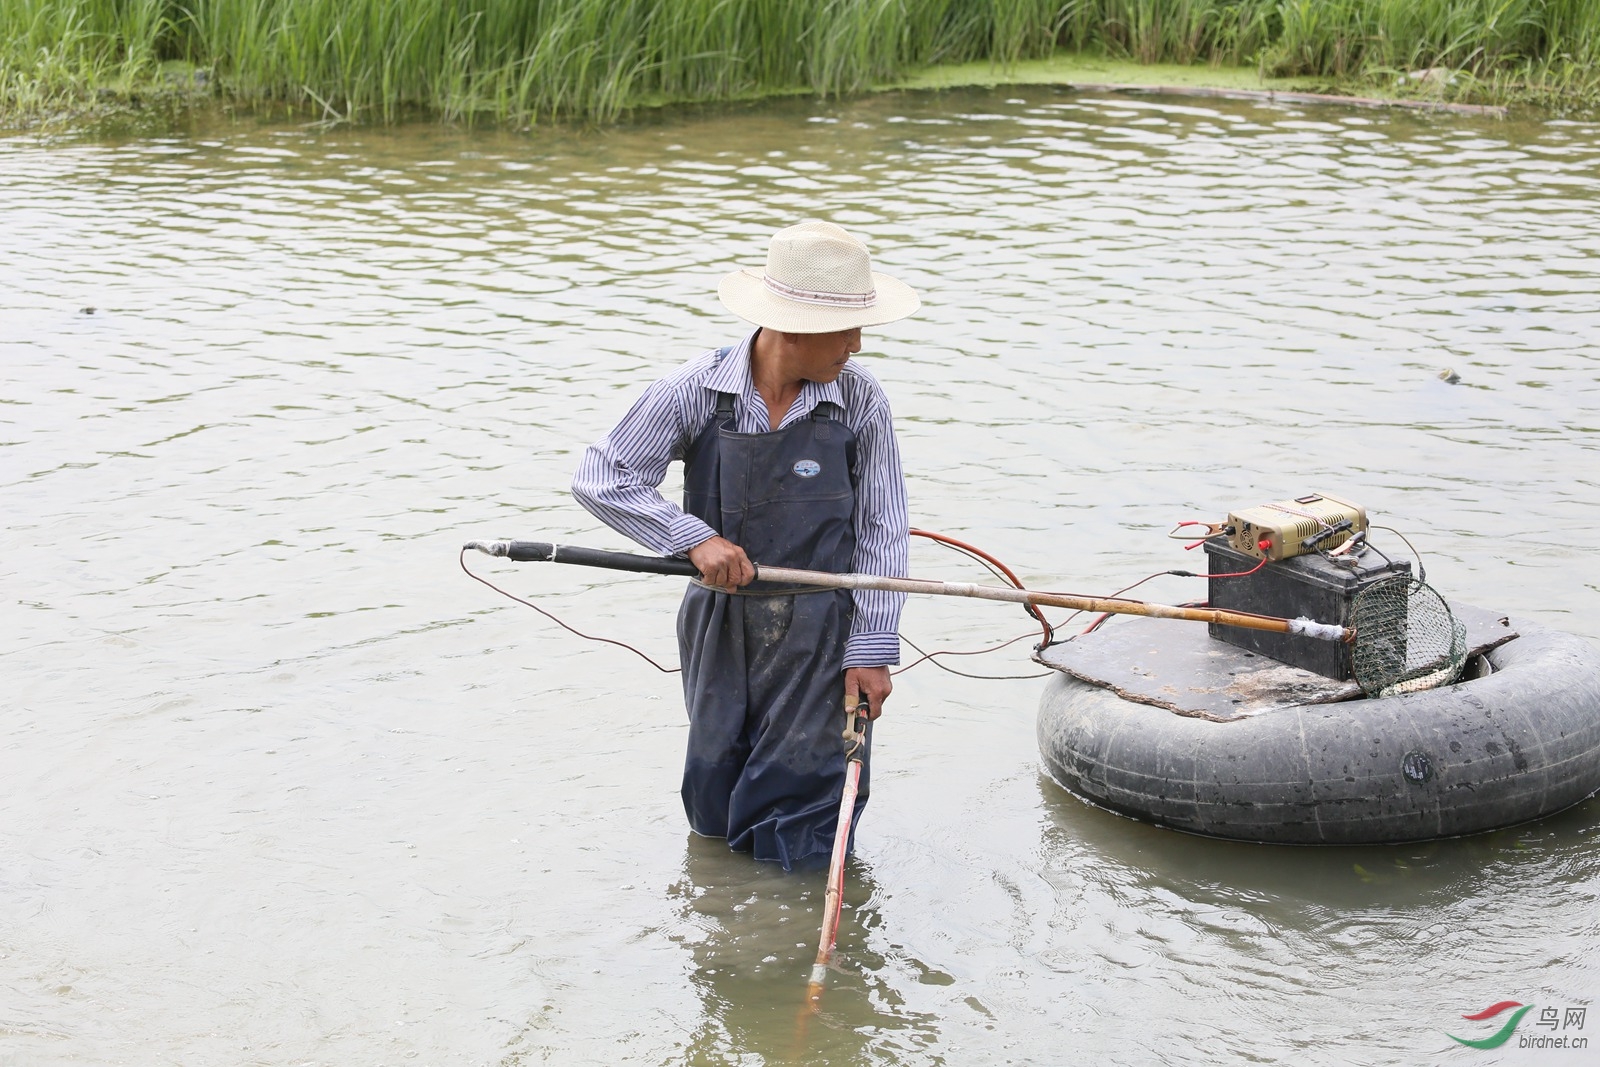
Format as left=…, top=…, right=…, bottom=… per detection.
left=463, top=540, right=509, bottom=557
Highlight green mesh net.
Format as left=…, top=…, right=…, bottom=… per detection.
left=1350, top=577, right=1468, bottom=697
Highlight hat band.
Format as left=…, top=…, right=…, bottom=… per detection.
left=763, top=273, right=878, bottom=308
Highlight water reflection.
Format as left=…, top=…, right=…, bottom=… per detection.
left=669, top=834, right=940, bottom=1065
left=1032, top=775, right=1600, bottom=1064
left=1038, top=776, right=1600, bottom=911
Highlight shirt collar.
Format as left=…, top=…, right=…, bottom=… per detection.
left=706, top=328, right=847, bottom=419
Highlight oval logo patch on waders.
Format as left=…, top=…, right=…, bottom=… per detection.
left=792, top=459, right=822, bottom=478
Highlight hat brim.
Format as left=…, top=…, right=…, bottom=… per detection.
left=718, top=268, right=920, bottom=333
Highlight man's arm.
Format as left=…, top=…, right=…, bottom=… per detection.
left=571, top=379, right=720, bottom=557
left=841, top=385, right=910, bottom=718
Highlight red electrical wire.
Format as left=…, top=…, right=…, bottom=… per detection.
left=1075, top=555, right=1267, bottom=635
left=1209, top=557, right=1269, bottom=579
left=910, top=528, right=1053, bottom=645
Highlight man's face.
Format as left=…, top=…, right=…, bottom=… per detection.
left=791, top=328, right=863, bottom=383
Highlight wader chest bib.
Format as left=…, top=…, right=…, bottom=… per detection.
left=677, top=382, right=866, bottom=869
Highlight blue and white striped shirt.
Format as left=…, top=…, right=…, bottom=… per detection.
left=572, top=329, right=908, bottom=667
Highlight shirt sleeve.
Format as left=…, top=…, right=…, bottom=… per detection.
left=843, top=391, right=909, bottom=669
left=570, top=380, right=718, bottom=556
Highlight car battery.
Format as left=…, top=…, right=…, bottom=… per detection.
left=1204, top=537, right=1412, bottom=679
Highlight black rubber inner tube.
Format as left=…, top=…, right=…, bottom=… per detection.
left=1037, top=623, right=1600, bottom=844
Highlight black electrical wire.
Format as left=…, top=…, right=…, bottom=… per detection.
left=1369, top=525, right=1427, bottom=582
left=898, top=633, right=1052, bottom=681
left=460, top=548, right=682, bottom=673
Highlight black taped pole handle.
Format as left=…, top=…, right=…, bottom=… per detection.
left=464, top=540, right=701, bottom=577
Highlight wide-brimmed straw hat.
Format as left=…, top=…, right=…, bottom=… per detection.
left=718, top=220, right=920, bottom=334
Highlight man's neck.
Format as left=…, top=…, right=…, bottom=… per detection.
left=748, top=328, right=804, bottom=431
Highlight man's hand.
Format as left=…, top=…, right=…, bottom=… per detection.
left=844, top=665, right=892, bottom=722
left=687, top=535, right=755, bottom=592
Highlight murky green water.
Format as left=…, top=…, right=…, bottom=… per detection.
left=4, top=87, right=1598, bottom=1065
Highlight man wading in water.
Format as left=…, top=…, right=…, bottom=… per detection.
left=572, top=220, right=919, bottom=870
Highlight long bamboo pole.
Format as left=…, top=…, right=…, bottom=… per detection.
left=463, top=540, right=1353, bottom=642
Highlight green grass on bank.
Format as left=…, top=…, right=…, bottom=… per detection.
left=4, top=0, right=1599, bottom=129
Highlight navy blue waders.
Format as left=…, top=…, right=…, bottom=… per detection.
left=677, top=387, right=868, bottom=870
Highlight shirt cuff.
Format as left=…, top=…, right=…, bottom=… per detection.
left=843, top=631, right=901, bottom=669
left=665, top=514, right=720, bottom=556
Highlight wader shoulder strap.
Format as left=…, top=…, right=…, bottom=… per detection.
left=710, top=346, right=737, bottom=427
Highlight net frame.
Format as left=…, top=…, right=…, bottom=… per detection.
left=1349, top=577, right=1468, bottom=697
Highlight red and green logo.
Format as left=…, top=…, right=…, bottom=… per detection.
left=1450, top=1001, right=1534, bottom=1049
